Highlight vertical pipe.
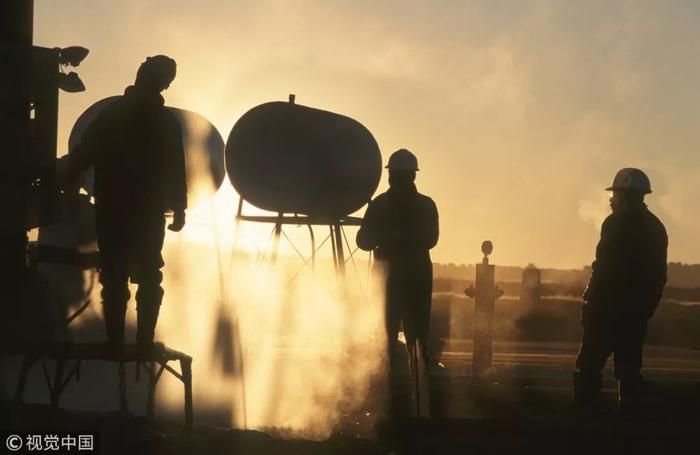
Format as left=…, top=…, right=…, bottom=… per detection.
left=233, top=198, right=243, bottom=251
left=0, top=0, right=34, bottom=305
left=413, top=342, right=421, bottom=418
left=181, top=358, right=194, bottom=429
left=333, top=222, right=345, bottom=275
left=119, top=362, right=128, bottom=413
left=329, top=225, right=338, bottom=269
left=146, top=362, right=156, bottom=419
left=270, top=214, right=282, bottom=263
left=0, top=1, right=34, bottom=45
left=473, top=254, right=495, bottom=378
left=14, top=355, right=36, bottom=402
left=307, top=224, right=315, bottom=272
left=50, top=358, right=66, bottom=407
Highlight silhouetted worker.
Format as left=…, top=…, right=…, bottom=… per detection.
left=575, top=168, right=667, bottom=416
left=357, top=149, right=439, bottom=373
left=64, top=55, right=187, bottom=350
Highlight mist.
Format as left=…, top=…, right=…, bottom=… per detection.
left=156, top=218, right=386, bottom=438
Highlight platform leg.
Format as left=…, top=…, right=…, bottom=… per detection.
left=50, top=358, right=66, bottom=407
left=147, top=362, right=156, bottom=419
left=181, top=358, right=193, bottom=429
left=118, top=362, right=128, bottom=413
left=14, top=355, right=36, bottom=402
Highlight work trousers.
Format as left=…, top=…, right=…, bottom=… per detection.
left=96, top=206, right=166, bottom=315
left=384, top=263, right=433, bottom=368
left=576, top=310, right=647, bottom=382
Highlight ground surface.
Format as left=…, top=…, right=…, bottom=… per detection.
left=3, top=341, right=700, bottom=454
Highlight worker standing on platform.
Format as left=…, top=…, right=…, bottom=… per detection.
left=62, top=56, right=187, bottom=350
left=575, top=168, right=667, bottom=416
left=357, top=149, right=439, bottom=375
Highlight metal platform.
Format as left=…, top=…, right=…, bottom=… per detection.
left=13, top=342, right=194, bottom=428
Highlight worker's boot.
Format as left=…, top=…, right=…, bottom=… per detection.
left=618, top=376, right=644, bottom=420
left=136, top=285, right=163, bottom=352
left=102, top=299, right=127, bottom=354
left=574, top=371, right=602, bottom=419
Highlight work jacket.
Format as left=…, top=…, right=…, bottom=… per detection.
left=584, top=204, right=667, bottom=319
left=357, top=183, right=439, bottom=275
left=70, top=85, right=187, bottom=215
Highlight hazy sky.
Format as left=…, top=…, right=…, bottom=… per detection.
left=35, top=0, right=700, bottom=268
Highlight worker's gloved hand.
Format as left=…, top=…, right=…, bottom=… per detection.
left=168, top=210, right=186, bottom=232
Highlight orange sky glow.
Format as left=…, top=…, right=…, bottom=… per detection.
left=35, top=0, right=700, bottom=268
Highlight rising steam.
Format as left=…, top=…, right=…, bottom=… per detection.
left=156, top=199, right=386, bottom=438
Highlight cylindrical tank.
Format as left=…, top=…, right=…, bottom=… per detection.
left=68, top=97, right=226, bottom=206
left=225, top=100, right=382, bottom=219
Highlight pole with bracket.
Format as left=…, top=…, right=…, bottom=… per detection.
left=464, top=241, right=503, bottom=378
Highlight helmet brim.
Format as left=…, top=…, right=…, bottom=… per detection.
left=606, top=186, right=652, bottom=194
left=385, top=165, right=419, bottom=171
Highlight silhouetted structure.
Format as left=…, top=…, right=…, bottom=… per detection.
left=465, top=241, right=504, bottom=377
left=520, top=263, right=542, bottom=307
left=357, top=149, right=439, bottom=385
left=64, top=56, right=187, bottom=349
left=575, top=168, right=667, bottom=416
left=1, top=1, right=88, bottom=346
left=69, top=97, right=226, bottom=206
left=14, top=342, right=193, bottom=428
left=226, top=95, right=382, bottom=271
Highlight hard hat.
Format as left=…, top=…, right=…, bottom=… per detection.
left=606, top=168, right=652, bottom=194
left=386, top=149, right=419, bottom=171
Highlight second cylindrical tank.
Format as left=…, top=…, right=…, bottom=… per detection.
left=225, top=100, right=382, bottom=219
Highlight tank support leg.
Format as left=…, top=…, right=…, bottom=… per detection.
left=271, top=214, right=282, bottom=263
left=50, top=358, right=66, bottom=407
left=14, top=354, right=37, bottom=402
left=329, top=225, right=338, bottom=268
left=307, top=224, right=316, bottom=272
left=333, top=222, right=345, bottom=276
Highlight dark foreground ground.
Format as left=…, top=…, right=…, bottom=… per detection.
left=3, top=342, right=700, bottom=454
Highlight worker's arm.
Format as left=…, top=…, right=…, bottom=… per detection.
left=647, top=222, right=668, bottom=318
left=583, top=214, right=621, bottom=305
left=356, top=199, right=379, bottom=251
left=423, top=197, right=439, bottom=250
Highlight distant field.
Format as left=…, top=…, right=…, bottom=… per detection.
left=437, top=340, right=700, bottom=382
left=430, top=295, right=700, bottom=348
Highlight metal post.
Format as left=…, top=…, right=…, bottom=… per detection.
left=1, top=1, right=34, bottom=316
left=0, top=1, right=34, bottom=45
left=118, top=362, right=128, bottom=413
left=50, top=358, right=66, bottom=407
left=181, top=358, right=194, bottom=429
left=307, top=224, right=315, bottom=272
left=270, top=213, right=282, bottom=263
left=146, top=362, right=156, bottom=418
left=14, top=354, right=37, bottom=402
left=333, top=222, right=345, bottom=275
left=465, top=241, right=503, bottom=378
left=413, top=342, right=421, bottom=418
left=329, top=225, right=338, bottom=268
left=233, top=198, right=243, bottom=251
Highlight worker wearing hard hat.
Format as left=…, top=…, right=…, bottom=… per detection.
left=357, top=149, right=439, bottom=378
left=575, top=168, right=667, bottom=417
left=63, top=56, right=187, bottom=351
